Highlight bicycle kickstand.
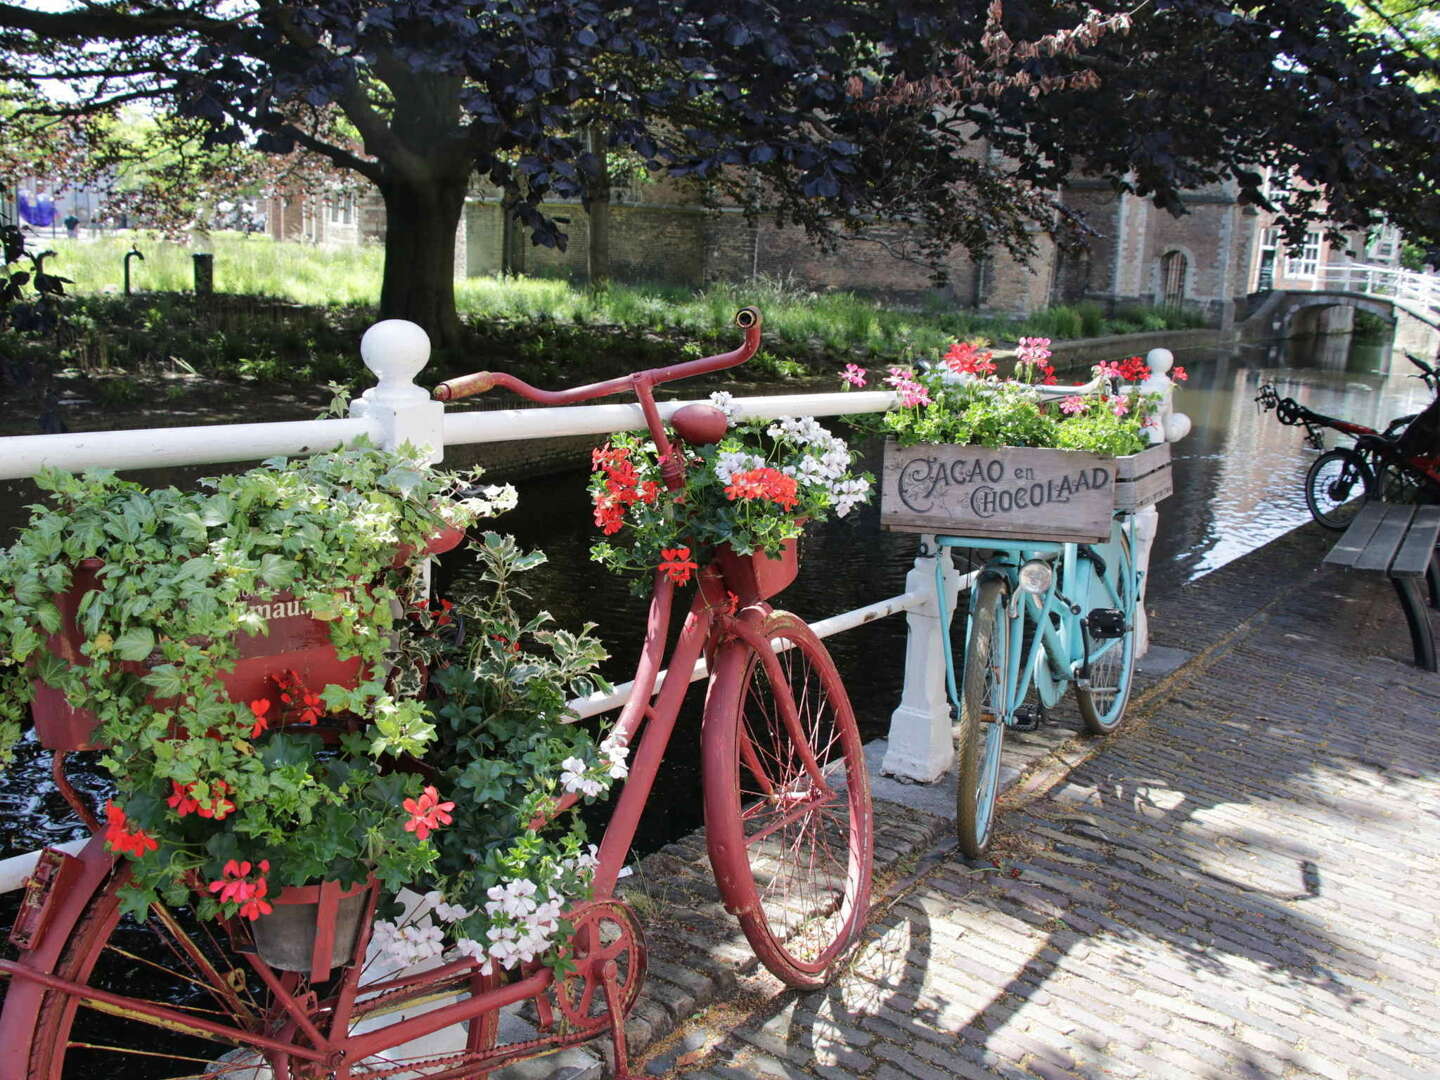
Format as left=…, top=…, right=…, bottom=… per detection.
left=604, top=960, right=637, bottom=1079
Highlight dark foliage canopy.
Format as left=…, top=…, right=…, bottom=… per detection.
left=3, top=1, right=1439, bottom=339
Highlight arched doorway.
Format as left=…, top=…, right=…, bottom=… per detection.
left=1159, top=250, right=1188, bottom=307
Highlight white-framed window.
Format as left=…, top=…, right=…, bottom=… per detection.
left=1367, top=225, right=1399, bottom=264
left=1285, top=230, right=1321, bottom=278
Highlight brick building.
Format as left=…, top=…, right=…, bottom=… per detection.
left=270, top=165, right=1400, bottom=326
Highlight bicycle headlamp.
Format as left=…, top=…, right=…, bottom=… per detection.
left=1017, top=560, right=1054, bottom=595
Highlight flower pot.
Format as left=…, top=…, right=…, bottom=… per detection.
left=390, top=524, right=466, bottom=568
left=249, top=878, right=373, bottom=982
left=715, top=538, right=800, bottom=605
left=30, top=562, right=366, bottom=753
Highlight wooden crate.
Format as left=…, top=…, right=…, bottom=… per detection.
left=880, top=443, right=1117, bottom=543
left=1114, top=442, right=1173, bottom=511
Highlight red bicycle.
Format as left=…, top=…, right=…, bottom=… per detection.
left=0, top=308, right=873, bottom=1079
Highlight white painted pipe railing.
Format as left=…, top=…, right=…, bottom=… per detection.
left=0, top=321, right=1186, bottom=889
left=1318, top=263, right=1440, bottom=311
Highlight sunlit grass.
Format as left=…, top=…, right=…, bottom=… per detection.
left=38, top=230, right=1205, bottom=356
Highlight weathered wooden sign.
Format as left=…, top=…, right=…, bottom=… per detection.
left=880, top=443, right=1117, bottom=543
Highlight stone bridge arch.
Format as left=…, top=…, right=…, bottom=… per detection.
left=1243, top=289, right=1440, bottom=357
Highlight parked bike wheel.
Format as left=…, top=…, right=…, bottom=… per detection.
left=1075, top=529, right=1138, bottom=735
left=956, top=578, right=1010, bottom=859
left=23, top=866, right=500, bottom=1080
left=1305, top=448, right=1374, bottom=529
left=703, top=611, right=873, bottom=990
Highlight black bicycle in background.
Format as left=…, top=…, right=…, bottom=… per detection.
left=1258, top=352, right=1440, bottom=529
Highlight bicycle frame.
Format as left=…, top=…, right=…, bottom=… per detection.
left=1, top=306, right=844, bottom=1080
left=934, top=517, right=1135, bottom=721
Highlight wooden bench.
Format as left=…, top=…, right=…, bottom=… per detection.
left=1323, top=501, right=1440, bottom=671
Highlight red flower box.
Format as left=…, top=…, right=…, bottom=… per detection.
left=715, top=538, right=800, bottom=605
left=30, top=528, right=466, bottom=752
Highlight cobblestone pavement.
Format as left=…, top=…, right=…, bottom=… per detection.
left=627, top=522, right=1440, bottom=1079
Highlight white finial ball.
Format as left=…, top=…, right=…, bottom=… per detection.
left=361, top=320, right=431, bottom=381
left=1146, top=348, right=1173, bottom=376
left=1164, top=411, right=1192, bottom=443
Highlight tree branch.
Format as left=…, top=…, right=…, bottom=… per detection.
left=0, top=1, right=233, bottom=41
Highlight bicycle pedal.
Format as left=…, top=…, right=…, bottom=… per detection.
left=1085, top=608, right=1128, bottom=640
left=1010, top=704, right=1046, bottom=732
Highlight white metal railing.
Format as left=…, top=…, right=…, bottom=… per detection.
left=0, top=320, right=1187, bottom=892
left=1317, top=262, right=1440, bottom=312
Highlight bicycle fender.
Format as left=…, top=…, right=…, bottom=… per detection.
left=0, top=835, right=115, bottom=1080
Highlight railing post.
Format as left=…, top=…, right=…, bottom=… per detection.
left=882, top=539, right=958, bottom=784
left=351, top=320, right=446, bottom=462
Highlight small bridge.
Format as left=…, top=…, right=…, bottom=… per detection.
left=1241, top=263, right=1440, bottom=357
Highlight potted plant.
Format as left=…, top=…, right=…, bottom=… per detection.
left=843, top=339, right=1183, bottom=541
left=586, top=396, right=874, bottom=599
left=0, top=441, right=521, bottom=974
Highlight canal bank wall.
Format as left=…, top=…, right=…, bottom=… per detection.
left=528, top=515, right=1439, bottom=1079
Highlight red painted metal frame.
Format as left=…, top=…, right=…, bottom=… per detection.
left=0, top=309, right=784, bottom=1079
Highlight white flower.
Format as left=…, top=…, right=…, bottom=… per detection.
left=434, top=901, right=470, bottom=923
left=560, top=752, right=608, bottom=797
left=713, top=449, right=765, bottom=485
left=600, top=732, right=630, bottom=780
left=708, top=391, right=739, bottom=420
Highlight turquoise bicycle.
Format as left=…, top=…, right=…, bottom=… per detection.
left=935, top=514, right=1139, bottom=856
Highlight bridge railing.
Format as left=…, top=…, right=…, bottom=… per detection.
left=1318, top=263, right=1440, bottom=312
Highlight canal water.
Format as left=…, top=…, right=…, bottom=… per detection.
left=2, top=334, right=1434, bottom=865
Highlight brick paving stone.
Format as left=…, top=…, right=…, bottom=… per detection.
left=630, top=522, right=1440, bottom=1080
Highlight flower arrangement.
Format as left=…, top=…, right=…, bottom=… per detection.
left=0, top=442, right=513, bottom=920
left=843, top=337, right=1186, bottom=455
left=0, top=442, right=634, bottom=977
left=588, top=396, right=872, bottom=588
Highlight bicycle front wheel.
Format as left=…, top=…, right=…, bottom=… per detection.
left=956, top=578, right=1010, bottom=858
left=1075, top=528, right=1138, bottom=734
left=1305, top=447, right=1374, bottom=529
left=702, top=611, right=873, bottom=990
left=23, top=866, right=500, bottom=1080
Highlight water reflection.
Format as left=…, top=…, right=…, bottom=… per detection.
left=1155, top=336, right=1433, bottom=593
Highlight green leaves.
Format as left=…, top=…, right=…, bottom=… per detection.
left=112, top=627, right=156, bottom=662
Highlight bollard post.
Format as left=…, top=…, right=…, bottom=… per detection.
left=351, top=320, right=446, bottom=461
left=882, top=538, right=958, bottom=783
left=192, top=252, right=213, bottom=297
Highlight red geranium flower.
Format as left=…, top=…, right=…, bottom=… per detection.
left=207, top=858, right=273, bottom=918
left=104, top=801, right=158, bottom=858
left=403, top=785, right=456, bottom=842
left=1171, top=365, right=1188, bottom=382
left=248, top=698, right=271, bottom=738
left=659, top=546, right=698, bottom=585
left=167, top=780, right=200, bottom=817
left=725, top=467, right=798, bottom=511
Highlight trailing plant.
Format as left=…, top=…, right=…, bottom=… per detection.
left=588, top=396, right=873, bottom=590
left=842, top=339, right=1187, bottom=456
left=0, top=441, right=514, bottom=918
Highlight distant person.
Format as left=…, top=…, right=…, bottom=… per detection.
left=63, top=214, right=79, bottom=238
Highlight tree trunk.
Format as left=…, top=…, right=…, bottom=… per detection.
left=586, top=125, right=611, bottom=289
left=378, top=173, right=468, bottom=349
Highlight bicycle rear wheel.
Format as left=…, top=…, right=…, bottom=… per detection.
left=1305, top=448, right=1374, bottom=530
left=1075, top=528, right=1137, bottom=735
left=22, top=867, right=500, bottom=1080
left=702, top=611, right=873, bottom=990
left=955, top=578, right=1010, bottom=859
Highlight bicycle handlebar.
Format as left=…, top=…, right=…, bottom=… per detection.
left=433, top=307, right=763, bottom=404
